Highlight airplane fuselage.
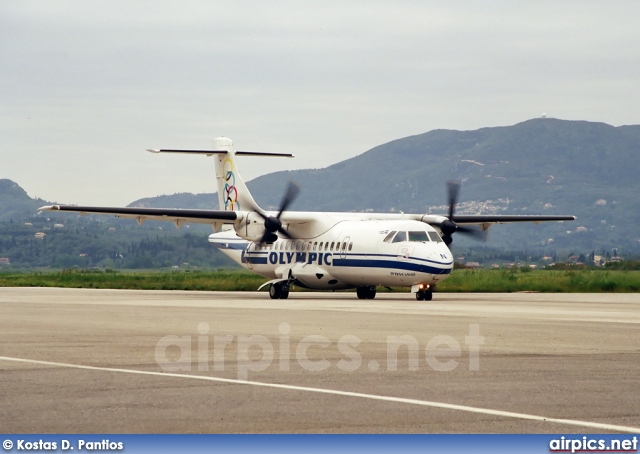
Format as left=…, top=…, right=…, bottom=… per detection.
left=209, top=219, right=454, bottom=290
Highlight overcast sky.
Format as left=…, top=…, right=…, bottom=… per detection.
left=2, top=1, right=639, bottom=205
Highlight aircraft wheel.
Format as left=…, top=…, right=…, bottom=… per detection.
left=366, top=286, right=376, bottom=299
left=280, top=285, right=290, bottom=299
left=357, top=286, right=376, bottom=299
left=416, top=289, right=433, bottom=301
left=269, top=283, right=281, bottom=299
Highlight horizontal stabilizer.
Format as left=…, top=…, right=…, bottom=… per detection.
left=147, top=149, right=295, bottom=158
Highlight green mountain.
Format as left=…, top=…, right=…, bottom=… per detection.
left=3, top=118, right=640, bottom=257
left=248, top=118, right=639, bottom=212
left=128, top=192, right=218, bottom=210
left=244, top=118, right=640, bottom=251
left=0, top=179, right=46, bottom=222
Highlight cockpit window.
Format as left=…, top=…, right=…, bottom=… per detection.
left=392, top=231, right=407, bottom=243
left=383, top=231, right=396, bottom=243
left=428, top=231, right=443, bottom=243
left=408, top=231, right=429, bottom=242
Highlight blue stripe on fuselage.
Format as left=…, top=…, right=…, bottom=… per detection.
left=332, top=257, right=451, bottom=275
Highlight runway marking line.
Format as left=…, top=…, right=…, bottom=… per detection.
left=1, top=355, right=638, bottom=433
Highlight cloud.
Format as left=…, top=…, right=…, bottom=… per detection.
left=2, top=1, right=640, bottom=205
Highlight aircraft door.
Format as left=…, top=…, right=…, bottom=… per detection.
left=242, top=243, right=254, bottom=269
left=340, top=236, right=350, bottom=259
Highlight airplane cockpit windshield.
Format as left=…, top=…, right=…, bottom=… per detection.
left=408, top=231, right=429, bottom=242
left=383, top=230, right=443, bottom=243
left=428, top=232, right=443, bottom=243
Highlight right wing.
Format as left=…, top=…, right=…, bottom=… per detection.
left=39, top=205, right=240, bottom=227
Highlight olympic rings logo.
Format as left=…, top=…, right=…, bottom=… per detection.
left=223, top=158, right=240, bottom=210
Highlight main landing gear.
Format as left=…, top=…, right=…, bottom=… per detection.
left=269, top=282, right=290, bottom=299
left=356, top=286, right=377, bottom=300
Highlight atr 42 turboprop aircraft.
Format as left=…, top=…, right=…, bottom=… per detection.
left=40, top=137, right=575, bottom=301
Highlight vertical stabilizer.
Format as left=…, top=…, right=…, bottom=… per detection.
left=147, top=138, right=294, bottom=213
left=212, top=137, right=260, bottom=212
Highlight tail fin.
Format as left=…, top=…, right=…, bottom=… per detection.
left=212, top=137, right=259, bottom=212
left=147, top=137, right=294, bottom=212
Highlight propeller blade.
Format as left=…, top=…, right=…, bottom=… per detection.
left=277, top=181, right=301, bottom=218
left=257, top=180, right=301, bottom=245
left=277, top=226, right=294, bottom=239
left=456, top=225, right=489, bottom=241
left=439, top=180, right=487, bottom=246
left=447, top=180, right=461, bottom=221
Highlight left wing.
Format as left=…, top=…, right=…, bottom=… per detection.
left=421, top=214, right=576, bottom=228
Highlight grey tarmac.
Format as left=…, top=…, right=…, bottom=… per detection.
left=0, top=287, right=638, bottom=433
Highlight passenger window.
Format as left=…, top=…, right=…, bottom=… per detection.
left=313, top=242, right=318, bottom=251
left=319, top=242, right=324, bottom=250
left=342, top=241, right=347, bottom=250
left=428, top=232, right=443, bottom=243
left=392, top=231, right=407, bottom=243
left=408, top=231, right=429, bottom=242
left=383, top=231, right=396, bottom=243
left=348, top=242, right=353, bottom=251
left=330, top=242, right=335, bottom=250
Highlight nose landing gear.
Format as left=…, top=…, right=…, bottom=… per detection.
left=415, top=289, right=433, bottom=301
left=414, top=283, right=433, bottom=301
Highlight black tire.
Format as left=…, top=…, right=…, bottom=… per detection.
left=416, top=291, right=425, bottom=301
left=425, top=290, right=433, bottom=301
left=269, top=283, right=281, bottom=299
left=356, top=287, right=368, bottom=299
left=280, top=285, right=290, bottom=299
left=366, top=286, right=376, bottom=299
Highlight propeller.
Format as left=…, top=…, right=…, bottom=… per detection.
left=255, top=181, right=300, bottom=245
left=440, top=180, right=488, bottom=246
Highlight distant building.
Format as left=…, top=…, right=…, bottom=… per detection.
left=34, top=232, right=46, bottom=239
left=53, top=224, right=64, bottom=229
left=0, top=258, right=10, bottom=265
left=466, top=262, right=481, bottom=269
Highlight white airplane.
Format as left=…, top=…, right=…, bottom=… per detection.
left=40, top=137, right=575, bottom=300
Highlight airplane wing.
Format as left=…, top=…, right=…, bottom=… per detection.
left=419, top=213, right=576, bottom=230
left=446, top=214, right=576, bottom=225
left=38, top=205, right=239, bottom=227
